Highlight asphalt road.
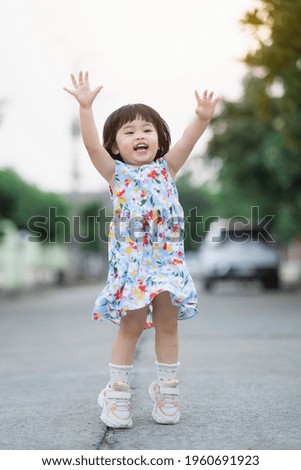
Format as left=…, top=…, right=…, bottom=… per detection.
left=0, top=280, right=300, bottom=450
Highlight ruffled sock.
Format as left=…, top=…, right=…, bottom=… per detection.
left=155, top=360, right=180, bottom=384
left=109, top=363, right=134, bottom=385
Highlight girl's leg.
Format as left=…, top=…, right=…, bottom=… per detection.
left=150, top=291, right=181, bottom=424
left=111, top=305, right=149, bottom=365
left=152, top=291, right=179, bottom=364
left=110, top=305, right=148, bottom=385
left=99, top=306, right=149, bottom=429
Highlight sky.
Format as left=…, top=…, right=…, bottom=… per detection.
left=0, top=0, right=256, bottom=194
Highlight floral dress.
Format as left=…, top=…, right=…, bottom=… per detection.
left=92, top=156, right=198, bottom=329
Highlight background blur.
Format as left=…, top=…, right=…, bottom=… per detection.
left=0, top=0, right=301, bottom=290
left=1, top=0, right=301, bottom=452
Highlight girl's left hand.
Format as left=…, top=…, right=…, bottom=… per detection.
left=194, top=90, right=221, bottom=121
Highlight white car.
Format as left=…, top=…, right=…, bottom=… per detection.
left=198, top=219, right=280, bottom=291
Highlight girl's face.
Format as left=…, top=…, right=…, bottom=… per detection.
left=112, top=118, right=159, bottom=167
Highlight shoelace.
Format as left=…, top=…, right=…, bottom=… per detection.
left=158, top=380, right=180, bottom=407
left=114, top=396, right=130, bottom=409
left=161, top=391, right=178, bottom=406
left=109, top=381, right=131, bottom=410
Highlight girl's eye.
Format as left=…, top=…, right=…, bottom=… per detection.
left=144, top=129, right=152, bottom=133
left=125, top=131, right=133, bottom=135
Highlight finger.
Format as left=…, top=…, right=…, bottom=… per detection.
left=79, top=70, right=83, bottom=85
left=70, top=73, right=78, bottom=88
left=93, top=85, right=103, bottom=96
left=203, top=90, right=208, bottom=100
left=208, top=91, right=214, bottom=100
left=84, top=71, right=89, bottom=83
left=212, top=96, right=222, bottom=106
left=63, top=87, right=76, bottom=96
left=194, top=90, right=202, bottom=104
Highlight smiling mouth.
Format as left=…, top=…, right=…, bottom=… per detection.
left=134, top=144, right=148, bottom=151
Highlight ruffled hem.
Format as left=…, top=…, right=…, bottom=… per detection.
left=92, top=285, right=198, bottom=330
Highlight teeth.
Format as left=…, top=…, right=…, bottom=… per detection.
left=135, top=144, right=147, bottom=150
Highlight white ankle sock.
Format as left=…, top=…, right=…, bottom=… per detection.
left=109, top=363, right=133, bottom=385
left=155, top=361, right=180, bottom=384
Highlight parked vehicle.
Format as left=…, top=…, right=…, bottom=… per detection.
left=199, top=219, right=280, bottom=291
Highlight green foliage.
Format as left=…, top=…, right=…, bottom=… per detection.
left=0, top=168, right=70, bottom=243
left=177, top=173, right=216, bottom=250
left=206, top=0, right=301, bottom=242
left=241, top=0, right=301, bottom=133
left=79, top=199, right=110, bottom=254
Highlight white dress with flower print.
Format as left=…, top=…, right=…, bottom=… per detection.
left=92, top=156, right=198, bottom=329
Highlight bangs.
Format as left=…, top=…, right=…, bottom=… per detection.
left=103, top=103, right=171, bottom=161
left=113, top=104, right=159, bottom=129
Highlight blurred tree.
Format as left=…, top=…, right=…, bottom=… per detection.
left=177, top=172, right=216, bottom=251
left=241, top=0, right=301, bottom=169
left=0, top=168, right=70, bottom=243
left=79, top=199, right=109, bottom=254
left=207, top=0, right=301, bottom=242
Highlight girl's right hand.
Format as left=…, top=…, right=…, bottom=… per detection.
left=63, top=71, right=103, bottom=108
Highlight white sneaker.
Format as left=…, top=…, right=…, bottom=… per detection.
left=98, top=381, right=132, bottom=428
left=148, top=379, right=180, bottom=424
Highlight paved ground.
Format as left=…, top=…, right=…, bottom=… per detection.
left=0, top=280, right=301, bottom=450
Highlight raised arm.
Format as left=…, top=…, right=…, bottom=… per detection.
left=63, top=71, right=115, bottom=184
left=164, top=90, right=221, bottom=177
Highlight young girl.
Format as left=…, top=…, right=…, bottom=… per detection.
left=64, top=71, right=220, bottom=428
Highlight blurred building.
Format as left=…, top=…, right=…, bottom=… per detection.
left=0, top=220, right=68, bottom=291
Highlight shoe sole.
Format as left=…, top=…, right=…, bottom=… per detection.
left=98, top=393, right=133, bottom=429
left=148, top=384, right=180, bottom=425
